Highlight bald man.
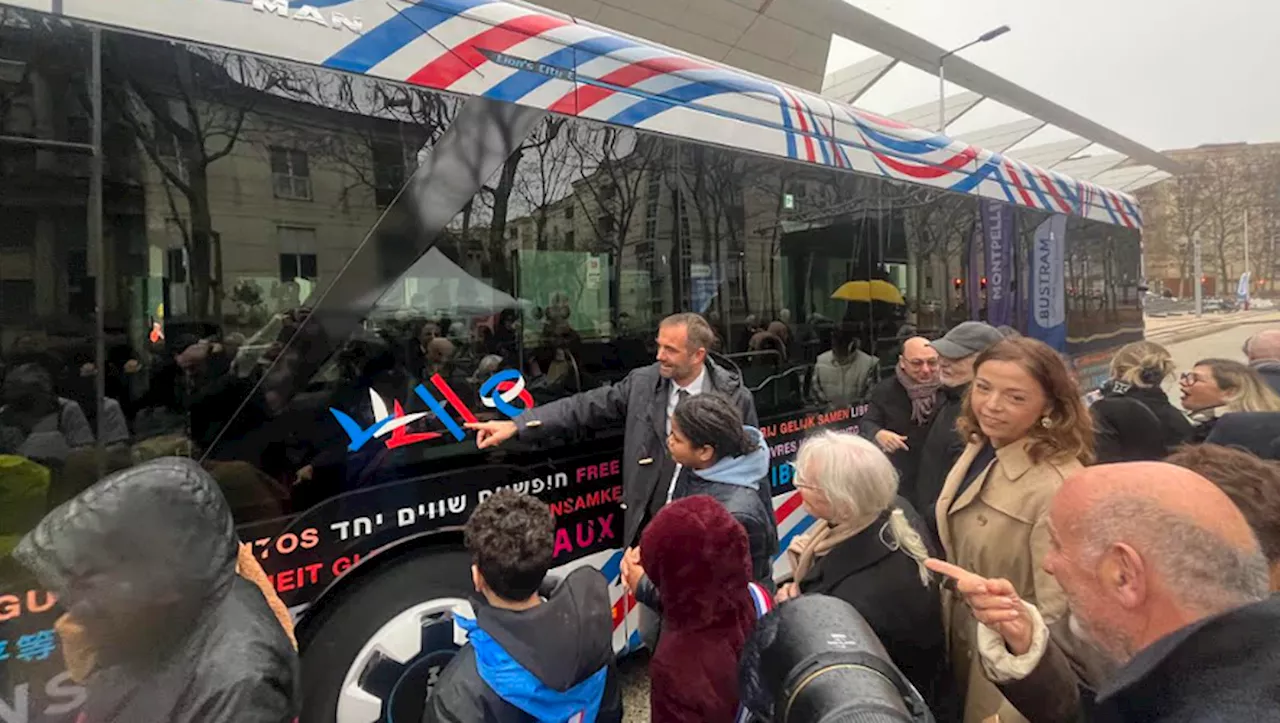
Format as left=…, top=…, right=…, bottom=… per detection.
left=859, top=336, right=941, bottom=491
left=1244, top=329, right=1280, bottom=396
left=929, top=462, right=1279, bottom=723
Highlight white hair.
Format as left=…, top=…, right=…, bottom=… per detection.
left=1082, top=495, right=1270, bottom=614
left=795, top=430, right=932, bottom=585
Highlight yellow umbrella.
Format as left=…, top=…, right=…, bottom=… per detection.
left=831, top=280, right=905, bottom=305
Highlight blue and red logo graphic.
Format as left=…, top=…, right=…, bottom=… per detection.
left=331, top=370, right=534, bottom=452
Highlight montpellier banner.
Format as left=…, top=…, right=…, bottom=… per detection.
left=981, top=200, right=1015, bottom=327
left=1027, top=214, right=1068, bottom=352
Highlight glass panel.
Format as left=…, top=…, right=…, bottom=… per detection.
left=674, top=145, right=887, bottom=419
left=507, top=120, right=678, bottom=406
left=1, top=11, right=96, bottom=719
left=1065, top=218, right=1144, bottom=375
left=891, top=185, right=978, bottom=337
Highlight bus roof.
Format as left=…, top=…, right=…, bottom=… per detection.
left=8, top=0, right=1142, bottom=228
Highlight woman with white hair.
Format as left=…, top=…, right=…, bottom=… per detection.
left=777, top=430, right=957, bottom=721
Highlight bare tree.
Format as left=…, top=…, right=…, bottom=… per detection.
left=564, top=124, right=665, bottom=324
left=102, top=35, right=290, bottom=321
left=1195, top=157, right=1250, bottom=289
left=897, top=187, right=973, bottom=325
left=510, top=117, right=571, bottom=251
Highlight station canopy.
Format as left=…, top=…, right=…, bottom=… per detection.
left=532, top=0, right=1178, bottom=192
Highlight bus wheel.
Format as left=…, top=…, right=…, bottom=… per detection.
left=301, top=547, right=472, bottom=723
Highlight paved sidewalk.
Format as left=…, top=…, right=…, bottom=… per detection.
left=1146, top=310, right=1280, bottom=345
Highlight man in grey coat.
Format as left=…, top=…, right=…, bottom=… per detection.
left=469, top=312, right=763, bottom=550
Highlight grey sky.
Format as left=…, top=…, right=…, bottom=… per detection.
left=829, top=0, right=1280, bottom=151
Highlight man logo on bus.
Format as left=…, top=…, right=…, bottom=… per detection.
left=331, top=370, right=534, bottom=452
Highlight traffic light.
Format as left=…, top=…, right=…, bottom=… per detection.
left=953, top=278, right=963, bottom=290
left=980, top=277, right=988, bottom=289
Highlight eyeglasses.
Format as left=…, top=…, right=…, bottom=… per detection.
left=905, top=358, right=940, bottom=369
left=1179, top=371, right=1205, bottom=385
left=787, top=462, right=822, bottom=491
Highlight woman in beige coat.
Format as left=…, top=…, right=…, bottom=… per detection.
left=934, top=337, right=1093, bottom=723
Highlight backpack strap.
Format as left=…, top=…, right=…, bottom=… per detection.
left=735, top=583, right=776, bottom=723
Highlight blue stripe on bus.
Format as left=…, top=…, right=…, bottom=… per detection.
left=324, top=0, right=494, bottom=74
left=776, top=514, right=817, bottom=561
left=600, top=550, right=623, bottom=584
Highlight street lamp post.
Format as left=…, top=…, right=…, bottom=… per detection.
left=938, top=25, right=1011, bottom=132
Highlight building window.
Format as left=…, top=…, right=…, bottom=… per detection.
left=677, top=192, right=690, bottom=241
left=597, top=215, right=616, bottom=238
left=0, top=279, right=35, bottom=317
left=153, top=126, right=190, bottom=183
left=278, top=225, right=318, bottom=281
left=166, top=247, right=188, bottom=284
left=644, top=172, right=661, bottom=241
left=280, top=253, right=318, bottom=282
left=564, top=204, right=575, bottom=220
left=270, top=147, right=312, bottom=201
left=0, top=208, right=35, bottom=249
left=372, top=141, right=407, bottom=208
left=564, top=230, right=575, bottom=249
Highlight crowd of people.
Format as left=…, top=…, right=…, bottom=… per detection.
left=8, top=310, right=1280, bottom=722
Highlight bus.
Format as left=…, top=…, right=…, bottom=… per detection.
left=0, top=1, right=1144, bottom=720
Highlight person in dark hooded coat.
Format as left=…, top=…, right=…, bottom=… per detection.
left=13, top=457, right=299, bottom=723
left=640, top=495, right=764, bottom=723
left=424, top=488, right=622, bottom=723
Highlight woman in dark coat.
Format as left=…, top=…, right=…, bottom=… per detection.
left=1090, top=341, right=1192, bottom=462
left=776, top=429, right=957, bottom=722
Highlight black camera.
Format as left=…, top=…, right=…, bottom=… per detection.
left=739, top=594, right=935, bottom=723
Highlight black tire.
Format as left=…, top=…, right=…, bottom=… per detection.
left=300, top=546, right=473, bottom=723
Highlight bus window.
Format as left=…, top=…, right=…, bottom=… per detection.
left=675, top=147, right=888, bottom=420
left=508, top=121, right=680, bottom=407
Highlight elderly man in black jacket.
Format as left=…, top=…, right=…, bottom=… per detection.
left=914, top=322, right=1003, bottom=538
left=859, top=336, right=941, bottom=500
left=468, top=312, right=761, bottom=549
left=931, top=462, right=1279, bottom=723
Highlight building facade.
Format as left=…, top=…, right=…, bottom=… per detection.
left=1136, top=142, right=1280, bottom=298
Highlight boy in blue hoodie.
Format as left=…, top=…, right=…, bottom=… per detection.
left=424, top=489, right=622, bottom=723
left=623, top=392, right=779, bottom=608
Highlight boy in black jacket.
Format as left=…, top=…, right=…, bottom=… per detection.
left=622, top=393, right=778, bottom=610
left=424, top=489, right=622, bottom=723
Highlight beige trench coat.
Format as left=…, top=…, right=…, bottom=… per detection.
left=935, top=438, right=1082, bottom=723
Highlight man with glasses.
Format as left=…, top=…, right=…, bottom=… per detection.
left=859, top=336, right=942, bottom=487
left=914, top=322, right=1003, bottom=539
